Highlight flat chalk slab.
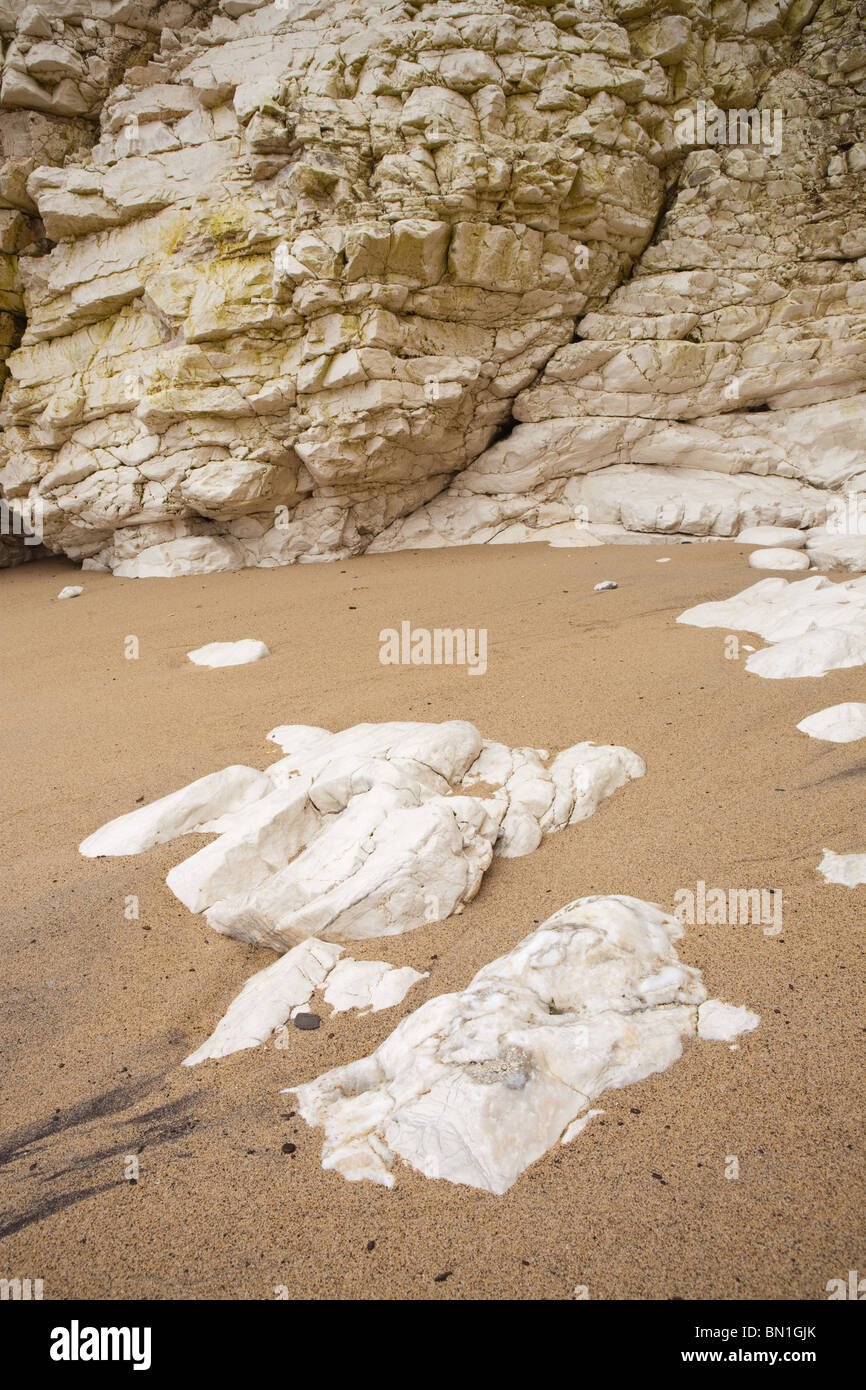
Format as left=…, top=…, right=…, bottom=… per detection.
left=187, top=639, right=270, bottom=667
left=747, top=547, right=810, bottom=572
left=737, top=526, right=806, bottom=549
left=797, top=702, right=866, bottom=743
left=679, top=575, right=866, bottom=679
left=817, top=849, right=866, bottom=887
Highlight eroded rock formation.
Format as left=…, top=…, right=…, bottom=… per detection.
left=80, top=718, right=646, bottom=936
left=291, top=895, right=759, bottom=1192
left=1, top=0, right=865, bottom=571
left=80, top=717, right=646, bottom=1064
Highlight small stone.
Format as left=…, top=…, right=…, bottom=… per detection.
left=293, top=1012, right=321, bottom=1030
left=594, top=580, right=617, bottom=591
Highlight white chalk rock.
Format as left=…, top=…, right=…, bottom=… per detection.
left=183, top=943, right=426, bottom=1066
left=79, top=766, right=273, bottom=857
left=817, top=849, right=866, bottom=887
left=594, top=580, right=617, bottom=591
left=679, top=574, right=866, bottom=678
left=322, top=959, right=428, bottom=1015
left=57, top=585, right=83, bottom=599
left=204, top=791, right=506, bottom=949
left=696, top=1000, right=761, bottom=1041
left=797, top=703, right=866, bottom=742
left=85, top=721, right=643, bottom=944
left=187, top=639, right=270, bottom=667
left=82, top=722, right=645, bottom=1059
left=737, top=526, right=806, bottom=549
left=113, top=537, right=246, bottom=578
left=805, top=530, right=866, bottom=574
left=291, top=895, right=758, bottom=1193
left=183, top=939, right=343, bottom=1066
left=747, top=547, right=811, bottom=572
left=460, top=739, right=645, bottom=858
left=747, top=627, right=866, bottom=679
left=165, top=780, right=320, bottom=914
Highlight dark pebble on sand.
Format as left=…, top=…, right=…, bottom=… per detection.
left=294, top=1012, right=320, bottom=1030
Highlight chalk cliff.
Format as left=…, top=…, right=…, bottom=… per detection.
left=1, top=0, right=864, bottom=572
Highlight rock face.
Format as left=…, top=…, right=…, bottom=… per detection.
left=1, top=0, right=865, bottom=571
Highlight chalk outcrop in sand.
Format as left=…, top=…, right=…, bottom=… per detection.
left=817, top=849, right=866, bottom=887
left=187, top=638, right=269, bottom=666
left=183, top=937, right=427, bottom=1065
left=679, top=574, right=866, bottom=679
left=797, top=702, right=866, bottom=743
left=81, top=720, right=645, bottom=946
left=290, top=895, right=759, bottom=1192
left=1, top=0, right=864, bottom=571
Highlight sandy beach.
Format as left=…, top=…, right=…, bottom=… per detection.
left=1, top=539, right=863, bottom=1301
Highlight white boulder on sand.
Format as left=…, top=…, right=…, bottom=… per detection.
left=817, top=850, right=866, bottom=888
left=289, top=896, right=759, bottom=1193
left=183, top=939, right=427, bottom=1066
left=187, top=640, right=270, bottom=668
left=678, top=575, right=866, bottom=679
left=80, top=721, right=645, bottom=949
left=747, top=548, right=810, bottom=573
left=797, top=703, right=866, bottom=743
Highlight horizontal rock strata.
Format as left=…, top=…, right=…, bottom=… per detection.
left=0, top=1, right=863, bottom=570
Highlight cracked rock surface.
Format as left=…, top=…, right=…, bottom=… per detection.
left=1, top=0, right=864, bottom=571
left=80, top=719, right=645, bottom=947
left=290, top=894, right=759, bottom=1193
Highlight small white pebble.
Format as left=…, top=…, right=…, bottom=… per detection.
left=656, top=557, right=672, bottom=563
left=594, top=580, right=617, bottom=591
left=57, top=586, right=83, bottom=600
